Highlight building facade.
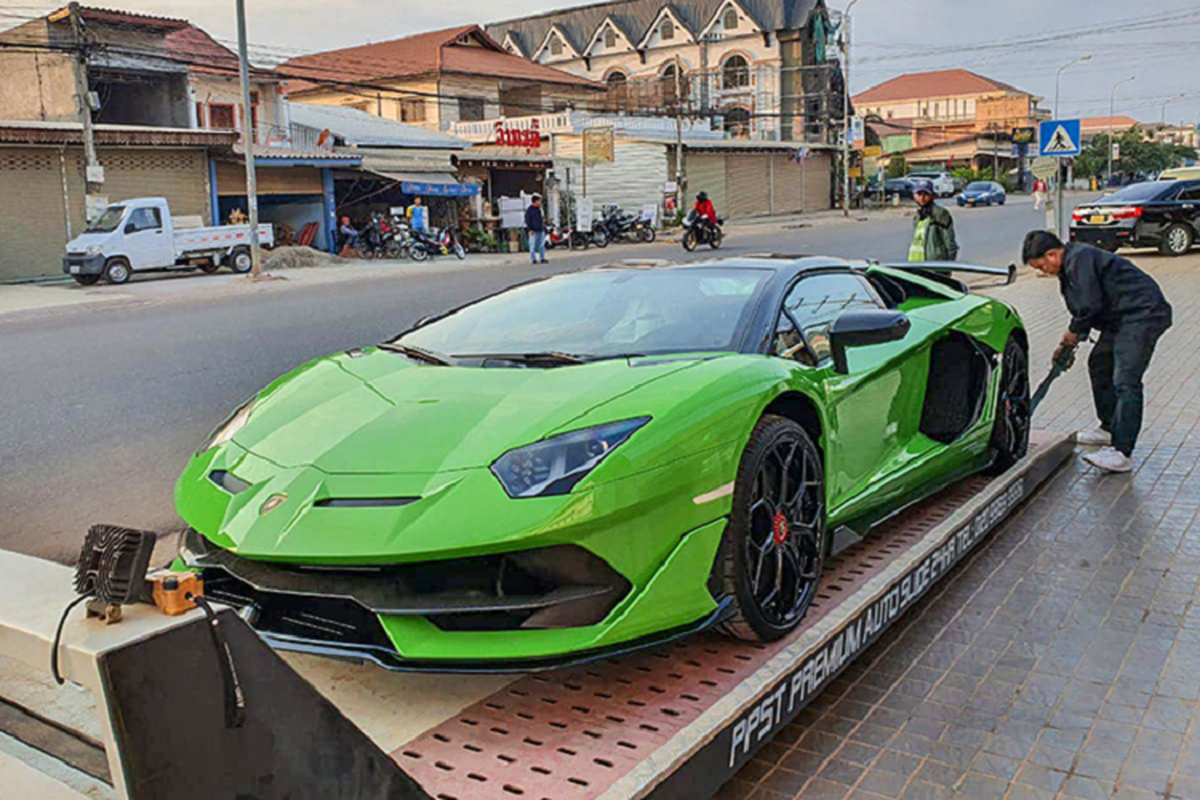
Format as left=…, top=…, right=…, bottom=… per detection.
left=486, top=0, right=842, bottom=144
left=0, top=6, right=285, bottom=144
left=853, top=69, right=1046, bottom=156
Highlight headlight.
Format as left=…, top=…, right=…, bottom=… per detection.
left=491, top=417, right=650, bottom=498
left=200, top=398, right=256, bottom=453
left=85, top=245, right=104, bottom=256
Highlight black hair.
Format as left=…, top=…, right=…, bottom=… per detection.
left=1022, top=230, right=1064, bottom=264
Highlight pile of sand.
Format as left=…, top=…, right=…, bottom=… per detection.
left=263, top=246, right=346, bottom=271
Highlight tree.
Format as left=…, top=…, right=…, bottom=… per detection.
left=886, top=155, right=907, bottom=179
left=1074, top=125, right=1197, bottom=181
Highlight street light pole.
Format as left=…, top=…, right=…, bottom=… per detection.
left=1108, top=76, right=1134, bottom=188
left=235, top=0, right=262, bottom=278
left=1161, top=93, right=1186, bottom=125
left=1053, top=55, right=1091, bottom=119
left=841, top=0, right=859, bottom=217
left=1052, top=55, right=1091, bottom=238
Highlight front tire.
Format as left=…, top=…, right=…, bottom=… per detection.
left=103, top=258, right=131, bottom=285
left=453, top=242, right=466, bottom=260
left=639, top=227, right=657, bottom=244
left=988, top=337, right=1031, bottom=473
left=715, top=415, right=825, bottom=642
left=709, top=227, right=724, bottom=249
left=1160, top=223, right=1194, bottom=257
left=592, top=229, right=609, bottom=249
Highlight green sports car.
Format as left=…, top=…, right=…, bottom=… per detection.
left=175, top=256, right=1029, bottom=670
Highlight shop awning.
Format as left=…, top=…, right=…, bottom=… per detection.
left=367, top=171, right=480, bottom=197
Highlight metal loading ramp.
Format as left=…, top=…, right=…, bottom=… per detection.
left=376, top=432, right=1074, bottom=800
left=0, top=431, right=1073, bottom=800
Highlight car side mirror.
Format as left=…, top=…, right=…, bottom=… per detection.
left=829, top=309, right=911, bottom=374
left=124, top=222, right=137, bottom=234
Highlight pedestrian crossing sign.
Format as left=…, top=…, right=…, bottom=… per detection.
left=1038, top=119, right=1081, bottom=157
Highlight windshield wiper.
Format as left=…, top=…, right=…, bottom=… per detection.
left=455, top=351, right=589, bottom=365
left=378, top=343, right=453, bottom=366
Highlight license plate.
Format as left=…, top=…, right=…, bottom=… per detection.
left=69, top=265, right=81, bottom=274
left=1089, top=215, right=1108, bottom=225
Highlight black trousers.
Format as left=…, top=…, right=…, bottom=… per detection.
left=1089, top=318, right=1170, bottom=456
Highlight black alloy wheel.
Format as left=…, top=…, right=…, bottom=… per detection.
left=988, top=337, right=1031, bottom=473
left=716, top=415, right=825, bottom=642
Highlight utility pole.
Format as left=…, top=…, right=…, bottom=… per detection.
left=674, top=54, right=685, bottom=214
left=841, top=0, right=859, bottom=217
left=67, top=3, right=102, bottom=221
left=1108, top=76, right=1134, bottom=188
left=235, top=0, right=262, bottom=278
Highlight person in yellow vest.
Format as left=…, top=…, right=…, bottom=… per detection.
left=908, top=179, right=959, bottom=262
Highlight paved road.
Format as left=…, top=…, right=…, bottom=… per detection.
left=0, top=199, right=1047, bottom=563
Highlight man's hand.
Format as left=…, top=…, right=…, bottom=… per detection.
left=1052, top=331, right=1080, bottom=370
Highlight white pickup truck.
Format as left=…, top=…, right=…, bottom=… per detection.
left=62, top=197, right=273, bottom=285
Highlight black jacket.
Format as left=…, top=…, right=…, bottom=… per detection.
left=524, top=204, right=545, bottom=233
left=1059, top=243, right=1172, bottom=337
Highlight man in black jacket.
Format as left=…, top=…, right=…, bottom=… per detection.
left=525, top=194, right=547, bottom=265
left=1023, top=231, right=1172, bottom=473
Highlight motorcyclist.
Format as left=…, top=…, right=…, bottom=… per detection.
left=692, top=192, right=718, bottom=241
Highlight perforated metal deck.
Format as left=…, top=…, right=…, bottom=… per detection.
left=390, top=433, right=1073, bottom=800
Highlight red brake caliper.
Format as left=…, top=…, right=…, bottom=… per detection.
left=772, top=510, right=789, bottom=546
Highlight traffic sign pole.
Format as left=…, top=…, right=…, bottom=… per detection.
left=1039, top=119, right=1082, bottom=240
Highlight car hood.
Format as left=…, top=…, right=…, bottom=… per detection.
left=231, top=348, right=707, bottom=474
left=65, top=231, right=116, bottom=253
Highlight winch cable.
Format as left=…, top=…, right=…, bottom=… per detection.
left=188, top=593, right=247, bottom=729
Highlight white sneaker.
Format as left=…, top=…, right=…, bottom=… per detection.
left=1083, top=447, right=1132, bottom=474
left=1075, top=427, right=1112, bottom=446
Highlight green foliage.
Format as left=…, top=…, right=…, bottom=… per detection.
left=462, top=227, right=497, bottom=253
left=1073, top=125, right=1198, bottom=180
left=951, top=166, right=1009, bottom=190
left=886, top=155, right=907, bottom=179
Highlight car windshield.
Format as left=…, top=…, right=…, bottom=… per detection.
left=966, top=183, right=992, bottom=191
left=1105, top=183, right=1175, bottom=203
left=85, top=205, right=126, bottom=233
left=395, top=267, right=771, bottom=363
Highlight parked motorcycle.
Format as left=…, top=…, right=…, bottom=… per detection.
left=352, top=216, right=389, bottom=259
left=681, top=210, right=724, bottom=251
left=598, top=205, right=656, bottom=244
left=407, top=227, right=466, bottom=261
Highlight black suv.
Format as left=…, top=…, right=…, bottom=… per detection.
left=1071, top=179, right=1200, bottom=256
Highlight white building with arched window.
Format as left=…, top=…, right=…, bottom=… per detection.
left=488, top=0, right=842, bottom=145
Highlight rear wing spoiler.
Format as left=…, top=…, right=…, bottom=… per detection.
left=871, top=261, right=1018, bottom=290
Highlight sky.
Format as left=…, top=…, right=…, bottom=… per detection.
left=3, top=0, right=1198, bottom=126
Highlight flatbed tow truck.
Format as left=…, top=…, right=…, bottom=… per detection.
left=0, top=432, right=1072, bottom=800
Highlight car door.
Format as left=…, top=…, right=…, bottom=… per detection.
left=121, top=206, right=173, bottom=270
left=771, top=271, right=928, bottom=521
left=1176, top=182, right=1200, bottom=229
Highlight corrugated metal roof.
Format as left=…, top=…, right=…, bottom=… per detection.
left=0, top=120, right=238, bottom=147
left=287, top=104, right=469, bottom=149
left=487, top=0, right=822, bottom=60
left=234, top=143, right=362, bottom=161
